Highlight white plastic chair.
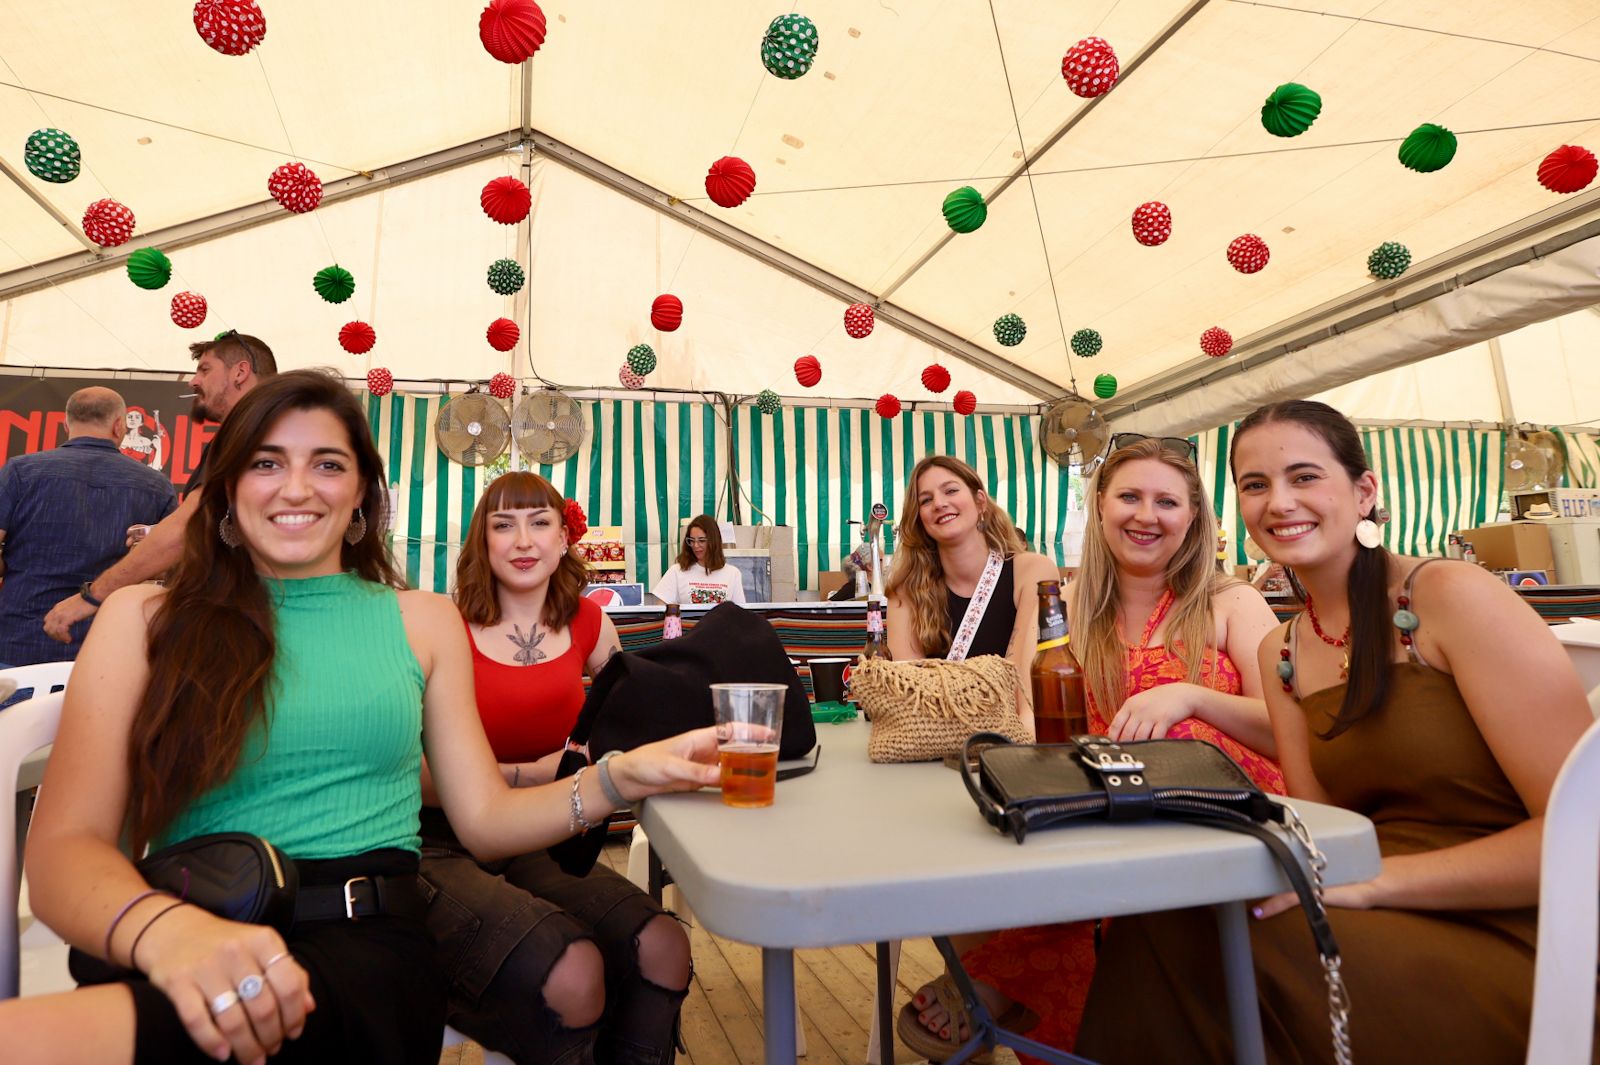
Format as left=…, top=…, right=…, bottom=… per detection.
left=1551, top=619, right=1600, bottom=705
left=1526, top=715, right=1600, bottom=1064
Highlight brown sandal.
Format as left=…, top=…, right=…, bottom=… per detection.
left=895, top=973, right=1040, bottom=1063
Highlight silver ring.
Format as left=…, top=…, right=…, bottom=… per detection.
left=264, top=951, right=291, bottom=969
left=236, top=974, right=264, bottom=1002
left=208, top=990, right=241, bottom=1015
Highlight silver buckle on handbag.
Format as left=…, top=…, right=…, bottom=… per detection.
left=343, top=876, right=371, bottom=919
left=1079, top=750, right=1146, bottom=774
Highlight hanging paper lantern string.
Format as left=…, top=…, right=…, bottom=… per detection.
left=619, top=365, right=646, bottom=390
left=313, top=265, right=355, bottom=304
left=1093, top=374, right=1118, bottom=399
left=1070, top=328, right=1103, bottom=357
left=1537, top=145, right=1598, bottom=194
left=1061, top=37, right=1119, bottom=98
left=171, top=292, right=208, bottom=329
left=367, top=368, right=394, bottom=396
left=1260, top=83, right=1322, bottom=138
left=479, top=0, right=547, bottom=64
left=761, top=14, right=819, bottom=80
left=706, top=156, right=756, bottom=208
left=268, top=162, right=323, bottom=213
left=921, top=364, right=950, bottom=393
left=24, top=128, right=81, bottom=184
left=1227, top=234, right=1270, bottom=274
left=487, top=258, right=525, bottom=295
left=794, top=354, right=821, bottom=388
left=1367, top=242, right=1411, bottom=280
left=487, top=318, right=520, bottom=352
left=488, top=372, right=517, bottom=399
left=844, top=303, right=874, bottom=338
left=1399, top=124, right=1457, bottom=173
left=993, top=314, right=1026, bottom=347
left=626, top=344, right=657, bottom=376
left=875, top=394, right=901, bottom=419
left=193, top=0, right=267, bottom=56
left=651, top=294, right=683, bottom=331
left=1131, top=201, right=1172, bottom=247
left=953, top=390, right=977, bottom=416
left=942, top=187, right=987, bottom=234
left=340, top=321, right=376, bottom=355
left=481, top=176, right=531, bottom=224
left=1200, top=326, right=1233, bottom=358
left=756, top=389, right=782, bottom=414
left=82, top=199, right=135, bottom=248
left=126, top=248, right=172, bottom=291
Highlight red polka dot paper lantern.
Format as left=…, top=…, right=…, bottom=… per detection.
left=478, top=0, right=546, bottom=64
left=875, top=393, right=901, bottom=419
left=340, top=321, right=376, bottom=355
left=267, top=161, right=323, bottom=213
left=1200, top=326, right=1233, bottom=358
left=1061, top=36, right=1119, bottom=99
left=794, top=354, right=821, bottom=388
left=481, top=176, right=531, bottom=225
left=651, top=294, right=683, bottom=332
left=921, top=363, right=951, bottom=394
left=844, top=303, right=874, bottom=339
left=1131, top=201, right=1172, bottom=247
left=170, top=291, right=207, bottom=329
left=488, top=372, right=517, bottom=399
left=1537, top=145, right=1598, bottom=194
left=705, top=156, right=756, bottom=208
left=193, top=0, right=266, bottom=56
left=366, top=368, right=394, bottom=396
left=619, top=364, right=645, bottom=390
left=1226, top=234, right=1270, bottom=274
left=952, top=390, right=977, bottom=416
left=486, top=317, right=520, bottom=352
left=82, top=199, right=135, bottom=248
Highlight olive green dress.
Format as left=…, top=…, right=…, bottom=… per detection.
left=1076, top=565, right=1597, bottom=1063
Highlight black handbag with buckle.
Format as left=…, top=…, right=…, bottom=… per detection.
left=960, top=732, right=1354, bottom=1065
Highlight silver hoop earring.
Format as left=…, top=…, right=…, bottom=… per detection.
left=218, top=509, right=242, bottom=549
left=344, top=507, right=368, bottom=545
left=1354, top=518, right=1382, bottom=550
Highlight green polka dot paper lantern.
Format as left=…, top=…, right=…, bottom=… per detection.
left=1093, top=373, right=1117, bottom=399
left=993, top=314, right=1026, bottom=347
left=942, top=186, right=986, bottom=234
left=760, top=14, right=819, bottom=79
left=487, top=258, right=525, bottom=296
left=626, top=344, right=656, bottom=376
left=312, top=265, right=355, bottom=304
left=24, top=128, right=81, bottom=183
left=125, top=248, right=172, bottom=291
left=1071, top=328, right=1103, bottom=357
left=756, top=389, right=782, bottom=415
left=1367, top=242, right=1411, bottom=280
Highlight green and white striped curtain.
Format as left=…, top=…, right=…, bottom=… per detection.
left=1554, top=430, right=1600, bottom=488
left=1195, top=423, right=1509, bottom=564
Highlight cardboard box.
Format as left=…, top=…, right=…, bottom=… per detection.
left=1456, top=523, right=1555, bottom=572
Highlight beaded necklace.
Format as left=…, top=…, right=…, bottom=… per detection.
left=1303, top=596, right=1350, bottom=678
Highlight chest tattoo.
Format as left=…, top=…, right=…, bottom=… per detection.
left=507, top=623, right=547, bottom=665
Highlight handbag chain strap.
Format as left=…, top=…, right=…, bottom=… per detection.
left=1280, top=803, right=1353, bottom=1065
left=947, top=550, right=1004, bottom=663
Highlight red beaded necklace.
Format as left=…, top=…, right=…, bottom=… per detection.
left=1303, top=595, right=1350, bottom=677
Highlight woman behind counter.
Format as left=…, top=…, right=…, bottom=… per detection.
left=652, top=514, right=746, bottom=606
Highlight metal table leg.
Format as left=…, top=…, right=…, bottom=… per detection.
left=763, top=947, right=798, bottom=1064
left=876, top=941, right=894, bottom=1065
left=1214, top=901, right=1267, bottom=1065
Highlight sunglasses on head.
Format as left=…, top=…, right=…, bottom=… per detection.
left=1111, top=432, right=1197, bottom=461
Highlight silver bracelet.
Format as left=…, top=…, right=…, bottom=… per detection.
left=569, top=766, right=600, bottom=834
left=596, top=750, right=629, bottom=810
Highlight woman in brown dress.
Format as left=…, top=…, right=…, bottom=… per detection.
left=1077, top=400, right=1597, bottom=1063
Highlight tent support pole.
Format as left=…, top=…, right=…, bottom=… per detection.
left=1488, top=336, right=1515, bottom=425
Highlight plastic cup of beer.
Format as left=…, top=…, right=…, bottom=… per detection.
left=712, top=683, right=786, bottom=808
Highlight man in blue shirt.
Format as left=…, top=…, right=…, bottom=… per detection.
left=0, top=387, right=177, bottom=664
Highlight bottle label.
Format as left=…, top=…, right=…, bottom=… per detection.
left=867, top=611, right=883, bottom=635
left=1036, top=636, right=1069, bottom=651
left=663, top=616, right=683, bottom=640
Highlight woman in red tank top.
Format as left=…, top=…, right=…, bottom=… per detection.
left=419, top=473, right=690, bottom=1065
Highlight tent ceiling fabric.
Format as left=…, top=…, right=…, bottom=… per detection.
left=1, top=0, right=1599, bottom=418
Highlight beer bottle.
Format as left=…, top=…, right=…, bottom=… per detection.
left=662, top=603, right=683, bottom=641
left=862, top=600, right=890, bottom=661
left=1031, top=580, right=1086, bottom=744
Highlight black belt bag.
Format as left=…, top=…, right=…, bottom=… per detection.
left=960, top=732, right=1353, bottom=1065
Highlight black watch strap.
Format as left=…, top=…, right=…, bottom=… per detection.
left=79, top=580, right=102, bottom=607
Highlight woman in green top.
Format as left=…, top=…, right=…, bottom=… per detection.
left=0, top=370, right=720, bottom=1065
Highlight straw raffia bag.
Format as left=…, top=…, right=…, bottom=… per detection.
left=852, top=654, right=1032, bottom=763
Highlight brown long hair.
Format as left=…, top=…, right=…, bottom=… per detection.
left=455, top=472, right=591, bottom=629
left=1231, top=400, right=1391, bottom=737
left=885, top=454, right=1027, bottom=657
left=1073, top=439, right=1232, bottom=714
left=126, top=369, right=399, bottom=850
left=675, top=514, right=726, bottom=572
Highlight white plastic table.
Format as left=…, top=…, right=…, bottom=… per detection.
left=636, top=720, right=1381, bottom=1065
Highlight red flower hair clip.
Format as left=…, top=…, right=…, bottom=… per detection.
left=563, top=498, right=588, bottom=543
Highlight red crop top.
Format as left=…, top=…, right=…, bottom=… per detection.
left=466, top=596, right=602, bottom=763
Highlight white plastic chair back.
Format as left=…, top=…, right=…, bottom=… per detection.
left=1526, top=715, right=1600, bottom=1064
left=0, top=692, right=64, bottom=999
left=0, top=662, right=73, bottom=704
left=1552, top=621, right=1600, bottom=701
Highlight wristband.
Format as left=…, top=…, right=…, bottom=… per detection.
left=79, top=580, right=103, bottom=608
left=596, top=750, right=629, bottom=809
left=129, top=900, right=189, bottom=972
left=104, top=888, right=164, bottom=961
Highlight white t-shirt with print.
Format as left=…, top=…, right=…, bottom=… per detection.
left=652, top=563, right=747, bottom=606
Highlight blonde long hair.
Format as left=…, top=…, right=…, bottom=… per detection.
left=885, top=455, right=1027, bottom=657
left=1071, top=439, right=1233, bottom=713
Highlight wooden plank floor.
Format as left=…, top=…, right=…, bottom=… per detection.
left=439, top=840, right=1022, bottom=1065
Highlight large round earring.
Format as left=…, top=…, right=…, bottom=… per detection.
left=1355, top=517, right=1382, bottom=550
left=344, top=507, right=368, bottom=545
left=218, top=509, right=242, bottom=549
